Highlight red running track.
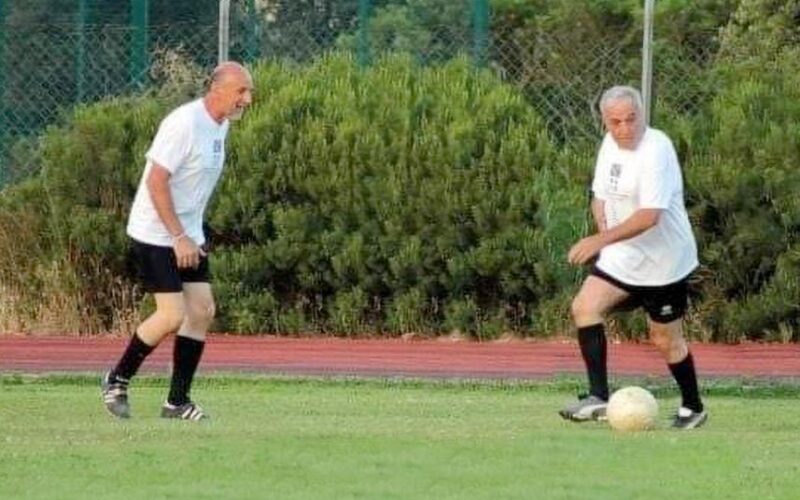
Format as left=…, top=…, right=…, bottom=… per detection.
left=1, top=335, right=800, bottom=379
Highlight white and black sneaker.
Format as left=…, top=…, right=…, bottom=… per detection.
left=101, top=372, right=131, bottom=419
left=559, top=394, right=608, bottom=422
left=672, top=407, right=708, bottom=430
left=161, top=401, right=208, bottom=421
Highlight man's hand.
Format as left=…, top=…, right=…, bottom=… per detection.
left=568, top=209, right=661, bottom=266
left=568, top=234, right=607, bottom=265
left=173, top=235, right=206, bottom=269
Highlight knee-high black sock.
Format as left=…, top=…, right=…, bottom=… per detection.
left=167, top=335, right=206, bottom=406
left=110, top=333, right=155, bottom=381
left=668, top=352, right=703, bottom=412
left=578, top=324, right=609, bottom=400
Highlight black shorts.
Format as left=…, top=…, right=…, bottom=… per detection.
left=130, top=239, right=210, bottom=293
left=590, top=266, right=689, bottom=323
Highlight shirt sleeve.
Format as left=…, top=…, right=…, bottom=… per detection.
left=638, top=138, right=676, bottom=209
left=145, top=111, right=191, bottom=174
left=591, top=134, right=610, bottom=201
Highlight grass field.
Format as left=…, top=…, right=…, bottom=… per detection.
left=1, top=374, right=799, bottom=500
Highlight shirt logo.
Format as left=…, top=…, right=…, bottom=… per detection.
left=211, top=139, right=223, bottom=168
left=659, top=304, right=673, bottom=317
left=609, top=163, right=622, bottom=191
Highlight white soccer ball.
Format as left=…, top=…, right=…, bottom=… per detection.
left=606, top=386, right=658, bottom=431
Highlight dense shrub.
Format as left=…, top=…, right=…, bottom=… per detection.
left=0, top=53, right=588, bottom=337
left=682, top=0, right=800, bottom=342
left=3, top=0, right=800, bottom=342
left=210, top=53, right=586, bottom=336
left=0, top=98, right=169, bottom=333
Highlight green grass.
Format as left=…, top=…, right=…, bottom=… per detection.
left=1, top=375, right=800, bottom=499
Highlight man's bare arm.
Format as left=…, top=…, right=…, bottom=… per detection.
left=146, top=164, right=202, bottom=269
left=568, top=209, right=661, bottom=265
left=146, top=164, right=184, bottom=238
left=591, top=197, right=606, bottom=232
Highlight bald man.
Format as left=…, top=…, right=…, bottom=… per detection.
left=102, top=62, right=253, bottom=420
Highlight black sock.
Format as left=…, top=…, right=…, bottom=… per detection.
left=668, top=353, right=703, bottom=412
left=110, top=333, right=155, bottom=381
left=167, top=335, right=206, bottom=406
left=578, top=324, right=609, bottom=400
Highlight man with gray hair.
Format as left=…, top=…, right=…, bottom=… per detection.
left=101, top=61, right=254, bottom=421
left=559, top=85, right=707, bottom=429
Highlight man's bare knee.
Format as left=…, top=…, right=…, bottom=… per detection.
left=572, top=296, right=603, bottom=326
left=186, top=299, right=215, bottom=327
left=150, top=293, right=187, bottom=329
left=649, top=329, right=670, bottom=353
left=137, top=300, right=186, bottom=345
left=156, top=306, right=186, bottom=333
left=570, top=297, right=585, bottom=321
left=648, top=320, right=688, bottom=363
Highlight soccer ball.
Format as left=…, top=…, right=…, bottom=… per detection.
left=606, top=386, right=658, bottom=431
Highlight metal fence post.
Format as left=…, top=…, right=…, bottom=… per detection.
left=130, top=0, right=149, bottom=88
left=641, top=0, right=654, bottom=125
left=357, top=0, right=371, bottom=67
left=472, top=0, right=489, bottom=68
left=218, top=0, right=230, bottom=63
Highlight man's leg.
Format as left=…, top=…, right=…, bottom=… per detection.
left=648, top=318, right=706, bottom=429
left=572, top=276, right=629, bottom=400
left=103, top=293, right=185, bottom=418
left=162, top=282, right=215, bottom=420
left=560, top=276, right=629, bottom=421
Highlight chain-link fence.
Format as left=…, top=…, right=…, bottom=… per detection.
left=0, top=0, right=722, bottom=185
left=0, top=0, right=220, bottom=183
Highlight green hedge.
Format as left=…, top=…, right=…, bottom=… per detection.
left=2, top=1, right=799, bottom=340
left=0, top=54, right=588, bottom=337
left=209, top=54, right=591, bottom=337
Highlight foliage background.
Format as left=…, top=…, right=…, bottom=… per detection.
left=1, top=0, right=798, bottom=342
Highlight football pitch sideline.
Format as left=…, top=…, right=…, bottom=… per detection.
left=1, top=375, right=799, bottom=500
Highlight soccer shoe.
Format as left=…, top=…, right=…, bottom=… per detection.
left=559, top=394, right=608, bottom=422
left=671, top=407, right=708, bottom=430
left=161, top=401, right=208, bottom=421
left=101, top=372, right=131, bottom=419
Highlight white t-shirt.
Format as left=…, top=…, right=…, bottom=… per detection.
left=591, top=128, right=698, bottom=286
left=127, top=99, right=229, bottom=247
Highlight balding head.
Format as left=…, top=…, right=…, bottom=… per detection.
left=205, top=61, right=253, bottom=122
left=210, top=61, right=251, bottom=90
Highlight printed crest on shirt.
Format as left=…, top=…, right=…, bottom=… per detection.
left=609, top=163, right=622, bottom=192
left=211, top=138, right=224, bottom=169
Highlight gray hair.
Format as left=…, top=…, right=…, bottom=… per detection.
left=599, top=86, right=643, bottom=114
left=210, top=61, right=249, bottom=88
